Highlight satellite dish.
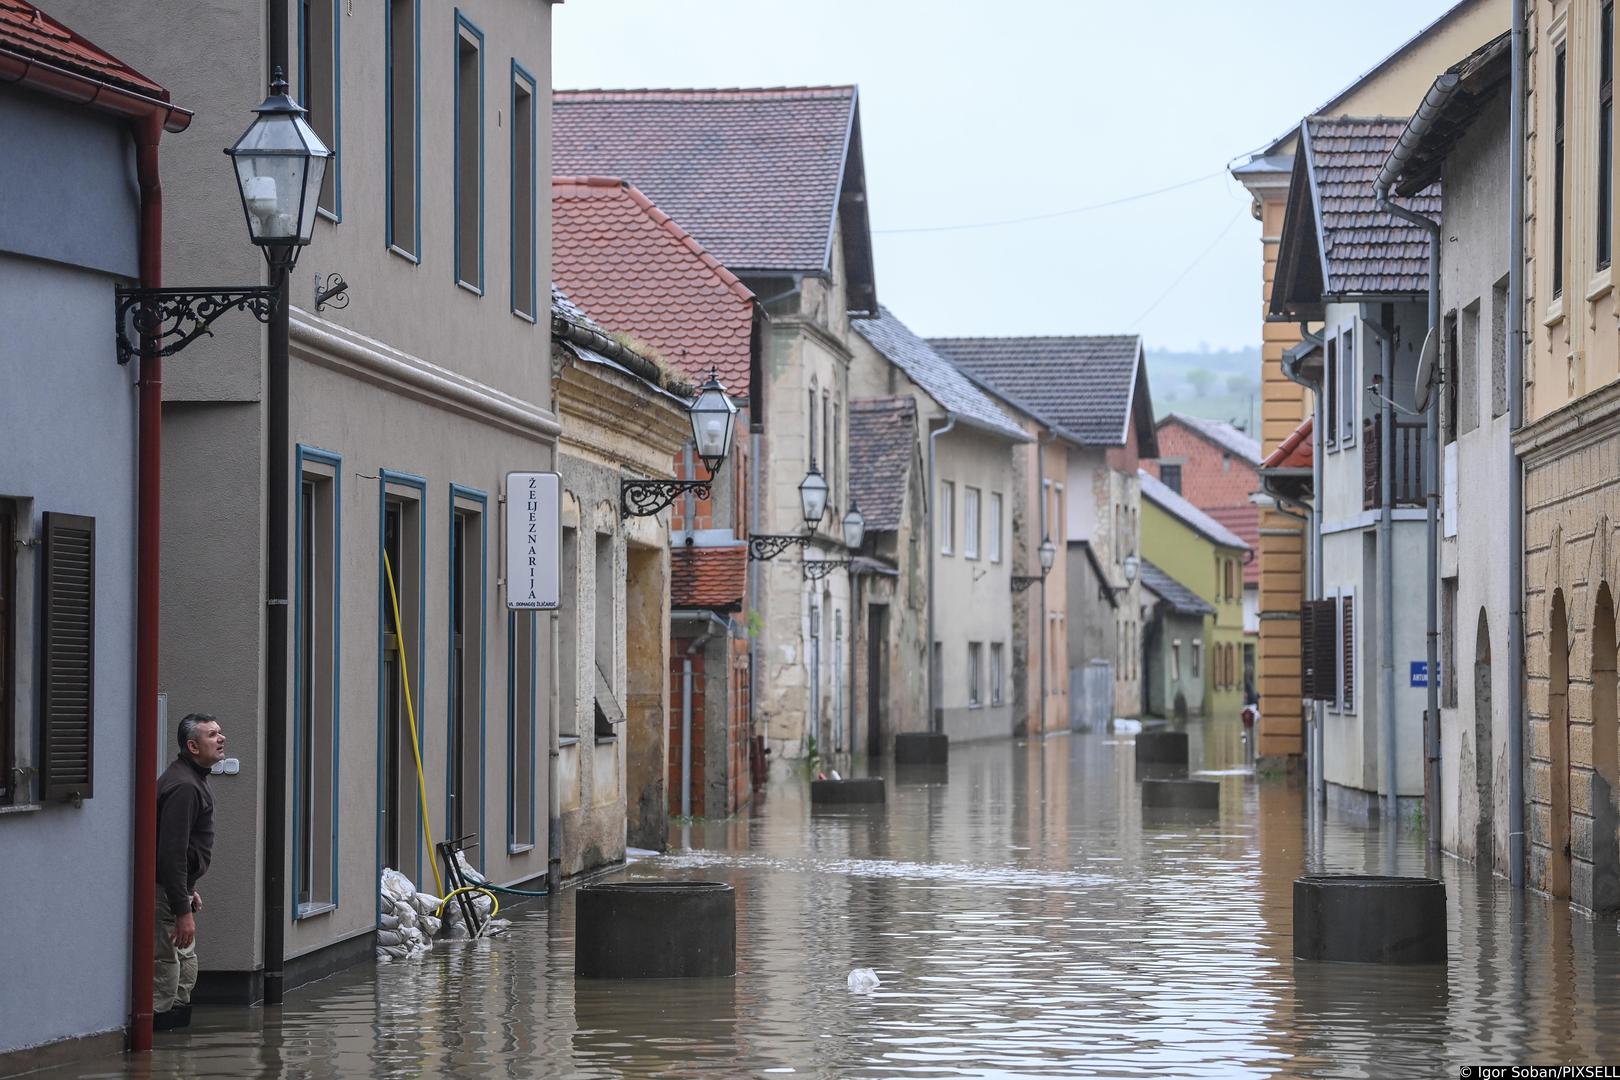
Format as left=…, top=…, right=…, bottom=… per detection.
left=1414, top=327, right=1439, bottom=411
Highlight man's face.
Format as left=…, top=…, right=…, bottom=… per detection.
left=188, top=721, right=226, bottom=767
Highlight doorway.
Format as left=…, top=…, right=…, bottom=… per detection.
left=1550, top=590, right=1572, bottom=900
left=447, top=504, right=484, bottom=859
left=866, top=604, right=887, bottom=760
left=1591, top=584, right=1618, bottom=911
left=380, top=494, right=423, bottom=885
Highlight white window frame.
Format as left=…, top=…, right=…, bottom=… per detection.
left=968, top=641, right=983, bottom=706
left=939, top=480, right=955, bottom=556
left=990, top=642, right=1004, bottom=705
left=963, top=486, right=981, bottom=560
left=1191, top=638, right=1202, bottom=679
left=988, top=492, right=1003, bottom=563
left=1340, top=323, right=1358, bottom=448
left=1171, top=639, right=1182, bottom=681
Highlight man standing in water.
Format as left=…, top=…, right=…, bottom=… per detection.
left=154, top=713, right=224, bottom=1031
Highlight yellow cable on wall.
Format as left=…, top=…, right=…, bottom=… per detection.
left=384, top=550, right=444, bottom=897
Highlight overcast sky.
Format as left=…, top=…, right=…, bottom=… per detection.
left=553, top=1, right=1463, bottom=353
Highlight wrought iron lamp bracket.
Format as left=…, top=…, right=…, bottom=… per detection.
left=621, top=478, right=711, bottom=519
left=1011, top=574, right=1044, bottom=594
left=314, top=272, right=349, bottom=313
left=115, top=285, right=279, bottom=365
left=802, top=559, right=852, bottom=581
left=748, top=533, right=811, bottom=562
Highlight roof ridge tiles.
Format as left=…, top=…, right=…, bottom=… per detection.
left=556, top=85, right=856, bottom=101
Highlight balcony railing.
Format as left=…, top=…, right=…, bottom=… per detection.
left=1362, top=418, right=1425, bottom=510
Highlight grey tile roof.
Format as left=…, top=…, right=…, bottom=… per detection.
left=552, top=87, right=877, bottom=315
left=929, top=335, right=1144, bottom=447
left=853, top=308, right=1028, bottom=442
left=848, top=396, right=917, bottom=532
left=1304, top=116, right=1441, bottom=297
left=1139, top=469, right=1249, bottom=551
left=1139, top=559, right=1215, bottom=618
left=1165, top=413, right=1262, bottom=466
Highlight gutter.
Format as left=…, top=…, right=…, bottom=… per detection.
left=926, top=413, right=959, bottom=735
left=550, top=313, right=696, bottom=398
left=0, top=48, right=193, bottom=132
left=1376, top=75, right=1450, bottom=853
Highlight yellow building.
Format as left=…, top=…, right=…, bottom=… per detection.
left=1139, top=472, right=1250, bottom=722
left=1520, top=0, right=1620, bottom=908
left=1230, top=0, right=1507, bottom=760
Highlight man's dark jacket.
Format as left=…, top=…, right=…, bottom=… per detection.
left=156, top=753, right=214, bottom=918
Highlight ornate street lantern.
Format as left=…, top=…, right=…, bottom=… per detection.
left=1039, top=536, right=1057, bottom=575
left=843, top=500, right=865, bottom=551
left=689, top=372, right=738, bottom=476
left=799, top=463, right=828, bottom=529
left=225, top=69, right=332, bottom=272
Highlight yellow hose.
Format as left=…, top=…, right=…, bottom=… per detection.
left=434, top=885, right=501, bottom=922
left=384, top=551, right=443, bottom=897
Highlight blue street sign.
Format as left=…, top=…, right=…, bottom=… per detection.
left=1410, top=661, right=1437, bottom=689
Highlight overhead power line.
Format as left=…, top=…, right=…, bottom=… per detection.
left=872, top=169, right=1228, bottom=235
left=1128, top=208, right=1247, bottom=331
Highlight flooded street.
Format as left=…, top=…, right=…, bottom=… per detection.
left=47, top=717, right=1620, bottom=1078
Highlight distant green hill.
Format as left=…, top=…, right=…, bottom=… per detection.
left=1146, top=345, right=1261, bottom=437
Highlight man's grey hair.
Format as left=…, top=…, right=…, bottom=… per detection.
left=177, top=712, right=218, bottom=754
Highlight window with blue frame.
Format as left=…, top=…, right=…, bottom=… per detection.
left=295, top=451, right=340, bottom=914
left=300, top=0, right=340, bottom=217
left=454, top=12, right=484, bottom=291
left=511, top=62, right=537, bottom=320
left=387, top=0, right=419, bottom=257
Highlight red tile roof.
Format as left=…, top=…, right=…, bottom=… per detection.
left=1262, top=417, right=1314, bottom=470
left=1207, top=504, right=1262, bottom=586
left=553, top=86, right=877, bottom=315
left=553, top=177, right=756, bottom=395
left=0, top=0, right=165, bottom=97
left=672, top=546, right=747, bottom=611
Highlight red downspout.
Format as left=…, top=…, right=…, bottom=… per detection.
left=131, top=108, right=164, bottom=1055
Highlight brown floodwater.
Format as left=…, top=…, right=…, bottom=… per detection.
left=41, top=715, right=1620, bottom=1078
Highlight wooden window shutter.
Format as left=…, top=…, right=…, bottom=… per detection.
left=1300, top=601, right=1318, bottom=700
left=40, top=512, right=95, bottom=801
left=1342, top=595, right=1355, bottom=711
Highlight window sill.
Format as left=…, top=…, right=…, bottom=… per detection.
left=0, top=802, right=42, bottom=817
left=1586, top=268, right=1613, bottom=305
left=456, top=279, right=484, bottom=297
left=294, top=901, right=336, bottom=921
left=388, top=244, right=421, bottom=265
left=317, top=206, right=340, bottom=225
left=512, top=307, right=537, bottom=325
left=508, top=842, right=536, bottom=856
left=595, top=734, right=619, bottom=746
left=1544, top=297, right=1566, bottom=328
left=558, top=735, right=581, bottom=748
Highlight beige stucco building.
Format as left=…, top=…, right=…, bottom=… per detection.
left=55, top=0, right=558, bottom=998
left=1519, top=0, right=1620, bottom=909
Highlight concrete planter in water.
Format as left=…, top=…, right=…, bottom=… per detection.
left=1293, top=875, right=1447, bottom=964
left=1135, top=730, right=1189, bottom=770
left=894, top=732, right=949, bottom=765
left=575, top=881, right=736, bottom=978
left=1140, top=777, right=1220, bottom=812
left=811, top=777, right=886, bottom=805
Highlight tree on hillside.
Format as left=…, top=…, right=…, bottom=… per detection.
left=1185, top=368, right=1216, bottom=397
left=1226, top=373, right=1258, bottom=396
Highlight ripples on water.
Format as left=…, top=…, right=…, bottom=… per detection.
left=44, top=719, right=1620, bottom=1078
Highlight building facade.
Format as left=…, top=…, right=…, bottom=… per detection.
left=1229, top=0, right=1507, bottom=762
left=0, top=4, right=189, bottom=1062
left=57, top=0, right=558, bottom=999
left=553, top=86, right=878, bottom=765
left=932, top=335, right=1159, bottom=723
left=850, top=308, right=1029, bottom=742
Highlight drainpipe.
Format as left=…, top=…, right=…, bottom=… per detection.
left=1036, top=429, right=1054, bottom=736
left=1509, top=0, right=1528, bottom=888
left=748, top=428, right=761, bottom=773
left=848, top=564, right=861, bottom=755
left=1377, top=92, right=1449, bottom=854
left=926, top=413, right=959, bottom=736
left=130, top=107, right=165, bottom=1057
left=681, top=613, right=726, bottom=819
left=547, top=612, right=561, bottom=891
left=1378, top=311, right=1398, bottom=825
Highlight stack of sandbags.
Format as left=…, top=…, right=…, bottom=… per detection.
left=376, top=867, right=444, bottom=962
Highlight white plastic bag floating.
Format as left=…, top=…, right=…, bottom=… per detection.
left=847, top=968, right=880, bottom=993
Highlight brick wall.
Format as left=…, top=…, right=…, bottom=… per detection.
left=1141, top=423, right=1258, bottom=510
